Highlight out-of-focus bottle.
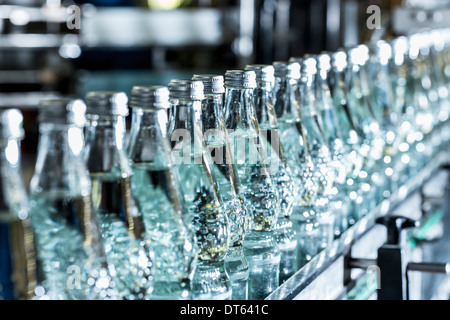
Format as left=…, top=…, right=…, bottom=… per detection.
left=407, top=34, right=439, bottom=167
left=84, top=91, right=153, bottom=300
left=191, top=74, right=248, bottom=300
left=167, top=79, right=231, bottom=300
left=127, top=85, right=197, bottom=300
left=223, top=69, right=280, bottom=300
left=429, top=30, right=450, bottom=146
left=312, top=53, right=351, bottom=237
left=366, top=41, right=402, bottom=198
left=245, top=64, right=297, bottom=284
left=327, top=50, right=366, bottom=226
left=275, top=59, right=319, bottom=269
left=29, top=99, right=118, bottom=300
left=297, top=58, right=335, bottom=252
left=0, top=109, right=38, bottom=300
left=343, top=46, right=386, bottom=218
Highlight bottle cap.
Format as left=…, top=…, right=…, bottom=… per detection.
left=191, top=74, right=225, bottom=94
left=224, top=70, right=257, bottom=89
left=84, top=91, right=129, bottom=116
left=287, top=61, right=301, bottom=79
left=244, top=64, right=275, bottom=84
left=317, top=53, right=332, bottom=72
left=347, top=45, right=369, bottom=66
left=331, top=50, right=348, bottom=69
left=0, top=108, right=24, bottom=140
left=168, top=79, right=204, bottom=100
left=129, top=85, right=170, bottom=109
left=301, top=57, right=318, bottom=75
left=38, top=99, right=87, bottom=126
left=273, top=61, right=288, bottom=78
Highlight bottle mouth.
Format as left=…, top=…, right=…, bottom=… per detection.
left=129, top=85, right=171, bottom=109
left=84, top=91, right=129, bottom=117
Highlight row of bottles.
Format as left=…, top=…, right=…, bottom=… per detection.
left=2, top=28, right=450, bottom=300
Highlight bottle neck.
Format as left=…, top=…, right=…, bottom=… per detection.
left=168, top=99, right=205, bottom=159
left=201, top=93, right=225, bottom=134
left=299, top=73, right=318, bottom=118
left=127, top=107, right=172, bottom=168
left=314, top=69, right=334, bottom=111
left=85, top=115, right=126, bottom=150
left=274, top=77, right=301, bottom=123
left=253, top=81, right=278, bottom=130
left=84, top=115, right=129, bottom=176
left=223, top=87, right=259, bottom=135
left=0, top=138, right=28, bottom=215
left=29, top=123, right=91, bottom=196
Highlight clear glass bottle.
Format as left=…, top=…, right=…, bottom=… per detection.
left=327, top=50, right=367, bottom=226
left=29, top=99, right=117, bottom=300
left=275, top=60, right=319, bottom=269
left=191, top=74, right=248, bottom=300
left=297, top=58, right=335, bottom=251
left=126, top=85, right=197, bottom=300
left=344, top=45, right=387, bottom=215
left=388, top=37, right=421, bottom=184
left=407, top=34, right=439, bottom=166
left=366, top=41, right=402, bottom=197
left=244, top=64, right=297, bottom=284
left=313, top=53, right=351, bottom=237
left=167, top=79, right=231, bottom=300
left=0, top=109, right=38, bottom=300
left=223, top=70, right=280, bottom=300
left=83, top=91, right=153, bottom=300
left=428, top=30, right=450, bottom=147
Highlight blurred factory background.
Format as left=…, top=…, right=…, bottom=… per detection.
left=2, top=0, right=450, bottom=174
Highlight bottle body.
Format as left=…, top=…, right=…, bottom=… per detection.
left=197, top=88, right=248, bottom=300
left=168, top=95, right=231, bottom=300
left=223, top=83, right=280, bottom=300
left=274, top=71, right=322, bottom=269
left=127, top=106, right=197, bottom=300
left=29, top=122, right=117, bottom=300
left=297, top=64, right=335, bottom=253
left=84, top=114, right=153, bottom=300
left=0, top=110, right=38, bottom=300
left=249, top=68, right=297, bottom=285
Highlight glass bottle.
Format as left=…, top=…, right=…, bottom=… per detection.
left=297, top=58, right=335, bottom=251
left=167, top=79, right=231, bottom=300
left=366, top=41, right=402, bottom=197
left=29, top=99, right=117, bottom=300
left=327, top=50, right=367, bottom=226
left=388, top=37, right=422, bottom=183
left=83, top=91, right=153, bottom=300
left=126, top=85, right=197, bottom=300
left=244, top=64, right=297, bottom=284
left=275, top=60, right=319, bottom=269
left=313, top=53, right=351, bottom=237
left=428, top=30, right=450, bottom=147
left=344, top=45, right=387, bottom=215
left=407, top=34, right=439, bottom=166
left=223, top=70, right=280, bottom=300
left=191, top=74, right=248, bottom=300
left=0, top=109, right=38, bottom=300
